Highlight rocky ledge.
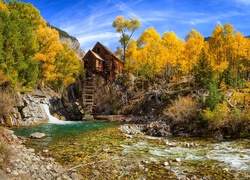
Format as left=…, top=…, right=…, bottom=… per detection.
left=0, top=92, right=49, bottom=127
left=0, top=128, right=83, bottom=180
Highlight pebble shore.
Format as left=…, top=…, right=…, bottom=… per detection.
left=0, top=128, right=83, bottom=180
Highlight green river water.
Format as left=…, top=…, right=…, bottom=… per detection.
left=13, top=105, right=250, bottom=179
left=13, top=121, right=250, bottom=180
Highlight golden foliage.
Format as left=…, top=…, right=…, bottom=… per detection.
left=0, top=2, right=9, bottom=13
left=184, top=29, right=204, bottom=75
left=203, top=101, right=230, bottom=130
left=54, top=42, right=80, bottom=90
left=33, top=26, right=63, bottom=85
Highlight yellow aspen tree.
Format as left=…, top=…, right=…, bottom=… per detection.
left=245, top=38, right=250, bottom=81
left=112, top=16, right=140, bottom=64
left=233, top=32, right=247, bottom=86
left=184, top=29, right=204, bottom=80
left=33, top=26, right=63, bottom=86
left=208, top=24, right=228, bottom=79
left=0, top=2, right=9, bottom=13
left=137, top=27, right=162, bottom=79
left=125, top=39, right=138, bottom=74
left=224, top=23, right=236, bottom=65
left=54, top=42, right=80, bottom=92
left=162, top=31, right=185, bottom=82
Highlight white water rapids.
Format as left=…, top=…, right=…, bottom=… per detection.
left=41, top=104, right=73, bottom=124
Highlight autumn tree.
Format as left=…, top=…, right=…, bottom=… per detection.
left=162, top=31, right=185, bottom=82
left=34, top=26, right=63, bottom=86
left=136, top=27, right=162, bottom=79
left=0, top=1, right=42, bottom=87
left=125, top=39, right=138, bottom=74
left=232, top=32, right=248, bottom=86
left=53, top=42, right=80, bottom=92
left=184, top=29, right=204, bottom=82
left=208, top=24, right=228, bottom=80
left=112, top=16, right=140, bottom=64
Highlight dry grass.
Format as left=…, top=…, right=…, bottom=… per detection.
left=164, top=95, right=200, bottom=125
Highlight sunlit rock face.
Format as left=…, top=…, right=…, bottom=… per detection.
left=0, top=93, right=49, bottom=127
left=59, top=36, right=85, bottom=59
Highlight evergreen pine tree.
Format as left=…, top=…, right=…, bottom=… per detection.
left=206, top=72, right=220, bottom=110
left=194, top=48, right=213, bottom=88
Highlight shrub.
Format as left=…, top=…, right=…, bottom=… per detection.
left=203, top=101, right=230, bottom=130
left=203, top=101, right=250, bottom=135
left=164, top=95, right=200, bottom=125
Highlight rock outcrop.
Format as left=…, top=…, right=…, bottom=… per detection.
left=92, top=74, right=124, bottom=115
left=50, top=81, right=84, bottom=120
left=50, top=74, right=126, bottom=120
left=49, top=24, right=85, bottom=59
left=0, top=92, right=49, bottom=127
left=60, top=36, right=85, bottom=59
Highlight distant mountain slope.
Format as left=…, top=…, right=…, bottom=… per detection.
left=49, top=24, right=85, bottom=59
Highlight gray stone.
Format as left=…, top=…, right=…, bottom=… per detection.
left=30, top=132, right=46, bottom=139
left=213, top=131, right=224, bottom=141
left=21, top=106, right=31, bottom=118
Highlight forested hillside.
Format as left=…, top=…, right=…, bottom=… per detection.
left=0, top=1, right=82, bottom=92
left=112, top=16, right=250, bottom=137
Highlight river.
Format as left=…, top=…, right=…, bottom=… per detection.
left=13, top=105, right=250, bottom=179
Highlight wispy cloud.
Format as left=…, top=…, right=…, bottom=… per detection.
left=27, top=0, right=250, bottom=51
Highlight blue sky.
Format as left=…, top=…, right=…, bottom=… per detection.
left=20, top=0, right=250, bottom=52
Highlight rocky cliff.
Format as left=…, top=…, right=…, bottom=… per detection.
left=49, top=79, right=84, bottom=120
left=60, top=36, right=85, bottom=59
left=50, top=74, right=126, bottom=120
left=50, top=24, right=85, bottom=59
left=0, top=92, right=49, bottom=127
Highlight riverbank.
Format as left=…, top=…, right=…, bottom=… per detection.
left=8, top=121, right=250, bottom=180
left=0, top=127, right=83, bottom=180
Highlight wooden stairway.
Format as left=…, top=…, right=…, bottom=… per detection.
left=82, top=76, right=94, bottom=120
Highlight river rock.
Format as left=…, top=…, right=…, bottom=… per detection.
left=213, top=131, right=224, bottom=141
left=142, top=121, right=172, bottom=136
left=30, top=132, right=46, bottom=139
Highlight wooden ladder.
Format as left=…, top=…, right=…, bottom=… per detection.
left=82, top=76, right=94, bottom=118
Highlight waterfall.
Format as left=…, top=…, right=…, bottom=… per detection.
left=41, top=104, right=72, bottom=124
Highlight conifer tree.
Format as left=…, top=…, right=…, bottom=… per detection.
left=194, top=48, right=213, bottom=88
left=206, top=72, right=220, bottom=110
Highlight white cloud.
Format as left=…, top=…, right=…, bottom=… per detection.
left=190, top=21, right=196, bottom=25
left=77, top=32, right=119, bottom=52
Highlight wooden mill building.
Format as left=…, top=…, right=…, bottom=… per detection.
left=82, top=42, right=123, bottom=119
left=83, top=42, right=123, bottom=80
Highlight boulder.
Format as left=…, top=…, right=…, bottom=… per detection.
left=213, top=131, right=224, bottom=141
left=142, top=122, right=172, bottom=136
left=30, top=132, right=46, bottom=139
